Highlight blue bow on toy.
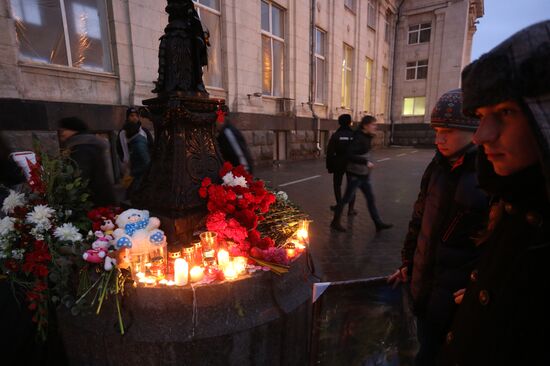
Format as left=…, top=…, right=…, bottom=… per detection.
left=124, top=218, right=149, bottom=236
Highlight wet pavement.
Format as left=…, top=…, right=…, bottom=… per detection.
left=256, top=147, right=434, bottom=282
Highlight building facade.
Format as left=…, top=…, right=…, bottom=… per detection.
left=0, top=0, right=482, bottom=168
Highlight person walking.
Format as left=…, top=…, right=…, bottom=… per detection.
left=439, top=21, right=550, bottom=366
left=216, top=105, right=254, bottom=174
left=59, top=117, right=116, bottom=206
left=116, top=107, right=154, bottom=195
left=330, top=115, right=392, bottom=232
left=326, top=114, right=356, bottom=215
left=387, top=89, right=489, bottom=366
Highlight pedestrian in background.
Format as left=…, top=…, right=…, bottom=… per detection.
left=217, top=105, right=254, bottom=174
left=326, top=114, right=356, bottom=215
left=330, top=115, right=392, bottom=232
left=0, top=136, right=26, bottom=204
left=59, top=117, right=116, bottom=206
left=116, top=107, right=154, bottom=195
left=387, top=89, right=489, bottom=366
left=440, top=21, right=550, bottom=366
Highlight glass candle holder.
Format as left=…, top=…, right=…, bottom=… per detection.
left=168, top=250, right=181, bottom=275
left=181, top=245, right=196, bottom=267
left=200, top=231, right=218, bottom=267
left=193, top=241, right=203, bottom=267
left=296, top=220, right=310, bottom=243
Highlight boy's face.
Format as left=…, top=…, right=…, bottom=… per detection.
left=434, top=127, right=473, bottom=158
left=473, top=100, right=539, bottom=176
left=361, top=122, right=377, bottom=134
left=127, top=112, right=139, bottom=123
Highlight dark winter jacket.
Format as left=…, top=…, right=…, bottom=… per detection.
left=217, top=123, right=254, bottom=174
left=65, top=133, right=116, bottom=206
left=402, top=146, right=488, bottom=320
left=115, top=122, right=154, bottom=164
left=326, top=125, right=354, bottom=173
left=440, top=21, right=550, bottom=366
left=345, top=130, right=373, bottom=177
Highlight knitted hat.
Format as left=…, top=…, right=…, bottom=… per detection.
left=59, top=117, right=89, bottom=132
left=126, top=107, right=139, bottom=119
left=338, top=114, right=352, bottom=127
left=430, top=89, right=479, bottom=131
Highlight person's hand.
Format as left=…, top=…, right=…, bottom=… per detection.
left=454, top=288, right=466, bottom=304
left=387, top=267, right=408, bottom=288
left=367, top=161, right=375, bottom=169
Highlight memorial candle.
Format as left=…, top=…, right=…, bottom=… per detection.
left=174, top=258, right=188, bottom=286
left=217, top=249, right=230, bottom=268
left=190, top=266, right=204, bottom=282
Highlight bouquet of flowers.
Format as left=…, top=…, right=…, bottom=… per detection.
left=0, top=152, right=92, bottom=339
left=199, top=162, right=290, bottom=266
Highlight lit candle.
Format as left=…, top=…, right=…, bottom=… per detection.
left=159, top=279, right=168, bottom=286
left=223, top=261, right=238, bottom=280
left=217, top=249, right=230, bottom=268
left=174, top=258, right=188, bottom=286
left=190, top=266, right=204, bottom=282
left=166, top=280, right=175, bottom=286
left=233, top=256, right=247, bottom=275
left=296, top=220, right=310, bottom=243
left=286, top=247, right=296, bottom=258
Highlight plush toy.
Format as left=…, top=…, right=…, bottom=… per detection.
left=100, top=219, right=116, bottom=238
left=82, top=237, right=111, bottom=263
left=113, top=209, right=165, bottom=253
left=104, top=256, right=117, bottom=271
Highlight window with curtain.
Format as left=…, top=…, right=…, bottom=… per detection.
left=261, top=1, right=285, bottom=97
left=403, top=96, right=426, bottom=116
left=314, top=27, right=326, bottom=103
left=10, top=0, right=112, bottom=72
left=363, top=58, right=373, bottom=112
left=341, top=44, right=353, bottom=109
left=408, top=23, right=431, bottom=44
left=406, top=60, right=428, bottom=80
left=193, top=0, right=222, bottom=88
left=367, top=0, right=376, bottom=29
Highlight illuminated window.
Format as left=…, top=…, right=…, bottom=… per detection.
left=193, top=0, right=222, bottom=88
left=403, top=97, right=426, bottom=116
left=406, top=60, right=428, bottom=80
left=367, top=0, right=376, bottom=29
left=408, top=23, right=431, bottom=44
left=363, top=58, right=373, bottom=112
left=10, top=0, right=112, bottom=72
left=261, top=1, right=285, bottom=97
left=314, top=28, right=326, bottom=103
left=341, top=44, right=353, bottom=108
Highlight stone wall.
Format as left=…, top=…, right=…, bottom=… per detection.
left=391, top=123, right=435, bottom=146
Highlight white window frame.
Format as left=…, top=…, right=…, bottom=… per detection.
left=10, top=0, right=113, bottom=72
left=341, top=44, right=353, bottom=109
left=314, top=27, right=326, bottom=104
left=367, top=0, right=377, bottom=30
left=402, top=96, right=426, bottom=116
left=408, top=23, right=431, bottom=45
left=261, top=1, right=285, bottom=97
left=406, top=60, right=428, bottom=80
left=193, top=0, right=223, bottom=89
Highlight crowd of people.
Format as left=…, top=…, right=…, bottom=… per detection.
left=0, top=19, right=548, bottom=366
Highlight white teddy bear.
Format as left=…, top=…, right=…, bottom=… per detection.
left=113, top=209, right=165, bottom=254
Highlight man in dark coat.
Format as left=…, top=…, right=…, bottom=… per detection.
left=330, top=115, right=392, bottom=232
left=388, top=89, right=489, bottom=366
left=326, top=114, right=356, bottom=215
left=440, top=21, right=550, bottom=366
left=216, top=106, right=254, bottom=174
left=59, top=117, right=116, bottom=206
left=116, top=107, right=154, bottom=195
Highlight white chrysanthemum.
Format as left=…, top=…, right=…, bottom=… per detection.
left=222, top=172, right=248, bottom=188
left=0, top=217, right=15, bottom=236
left=276, top=191, right=288, bottom=202
left=11, top=248, right=25, bottom=260
left=53, top=223, right=83, bottom=243
left=2, top=190, right=25, bottom=214
left=26, top=204, right=55, bottom=227
left=30, top=227, right=45, bottom=241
